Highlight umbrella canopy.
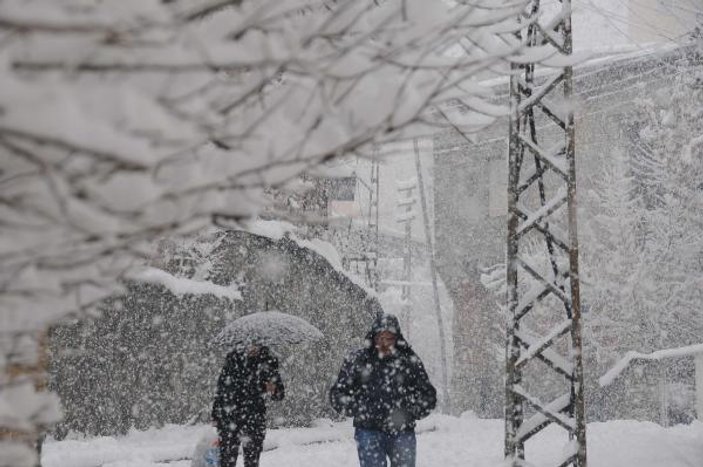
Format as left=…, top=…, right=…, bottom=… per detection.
left=217, top=310, right=324, bottom=348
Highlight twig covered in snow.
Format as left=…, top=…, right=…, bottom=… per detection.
left=0, top=0, right=541, bottom=465
left=129, top=267, right=242, bottom=301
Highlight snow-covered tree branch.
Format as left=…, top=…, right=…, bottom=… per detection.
left=0, top=0, right=532, bottom=464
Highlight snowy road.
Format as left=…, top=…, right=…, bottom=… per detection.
left=43, top=414, right=703, bottom=467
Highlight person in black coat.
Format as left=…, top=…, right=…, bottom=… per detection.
left=212, top=344, right=284, bottom=467
left=329, top=312, right=437, bottom=467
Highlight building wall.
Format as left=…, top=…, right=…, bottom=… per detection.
left=433, top=46, right=690, bottom=418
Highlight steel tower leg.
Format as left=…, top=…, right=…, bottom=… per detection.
left=505, top=1, right=586, bottom=466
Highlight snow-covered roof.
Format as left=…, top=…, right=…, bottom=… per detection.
left=243, top=219, right=298, bottom=241
left=240, top=219, right=378, bottom=299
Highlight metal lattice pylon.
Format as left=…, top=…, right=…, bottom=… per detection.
left=395, top=177, right=416, bottom=302
left=505, top=1, right=587, bottom=466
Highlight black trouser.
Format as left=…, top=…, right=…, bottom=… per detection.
left=217, top=417, right=266, bottom=467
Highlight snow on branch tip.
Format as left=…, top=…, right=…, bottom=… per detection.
left=129, top=267, right=242, bottom=301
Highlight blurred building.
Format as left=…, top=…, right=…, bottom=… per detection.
left=433, top=43, right=698, bottom=419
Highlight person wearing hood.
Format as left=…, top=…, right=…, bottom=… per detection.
left=329, top=310, right=437, bottom=467
left=212, top=344, right=284, bottom=467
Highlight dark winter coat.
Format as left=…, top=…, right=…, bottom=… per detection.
left=212, top=347, right=284, bottom=431
left=329, top=314, right=437, bottom=433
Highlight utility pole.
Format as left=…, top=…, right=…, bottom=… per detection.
left=367, top=157, right=381, bottom=291
left=395, top=177, right=417, bottom=336
left=505, top=1, right=587, bottom=466
left=414, top=138, right=451, bottom=413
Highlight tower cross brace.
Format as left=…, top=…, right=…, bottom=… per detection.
left=505, top=1, right=587, bottom=466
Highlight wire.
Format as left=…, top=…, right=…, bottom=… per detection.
left=579, top=0, right=696, bottom=45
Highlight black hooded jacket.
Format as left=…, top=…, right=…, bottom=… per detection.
left=329, top=314, right=437, bottom=433
left=212, top=346, right=284, bottom=429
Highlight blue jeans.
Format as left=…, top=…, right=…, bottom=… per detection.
left=354, top=428, right=416, bottom=467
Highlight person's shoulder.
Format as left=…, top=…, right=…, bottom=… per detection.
left=400, top=347, right=425, bottom=367
left=222, top=351, right=244, bottom=370
left=344, top=347, right=369, bottom=364
left=259, top=348, right=279, bottom=364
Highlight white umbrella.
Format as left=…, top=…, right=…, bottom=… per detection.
left=217, top=310, right=324, bottom=347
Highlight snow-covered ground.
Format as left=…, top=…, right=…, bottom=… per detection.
left=43, top=414, right=703, bottom=467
